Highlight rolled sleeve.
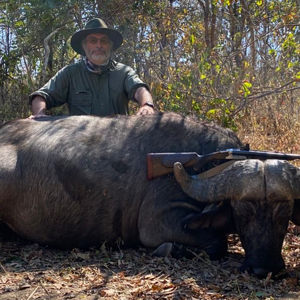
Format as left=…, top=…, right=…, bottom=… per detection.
left=122, top=67, right=149, bottom=101
left=28, top=67, right=70, bottom=110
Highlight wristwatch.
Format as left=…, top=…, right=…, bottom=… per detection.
left=142, top=101, right=154, bottom=108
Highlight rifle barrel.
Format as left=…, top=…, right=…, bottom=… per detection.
left=228, top=149, right=300, bottom=160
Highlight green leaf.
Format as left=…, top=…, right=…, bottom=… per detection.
left=190, top=34, right=195, bottom=46
left=255, top=291, right=267, bottom=297
left=268, top=49, right=276, bottom=55
left=243, top=82, right=252, bottom=89
left=242, top=82, right=252, bottom=97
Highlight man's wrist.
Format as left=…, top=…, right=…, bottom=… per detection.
left=31, top=96, right=47, bottom=115
left=142, top=101, right=154, bottom=108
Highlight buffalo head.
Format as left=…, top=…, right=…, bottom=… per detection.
left=173, top=159, right=300, bottom=278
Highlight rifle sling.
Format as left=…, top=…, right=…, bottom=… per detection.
left=192, top=160, right=236, bottom=179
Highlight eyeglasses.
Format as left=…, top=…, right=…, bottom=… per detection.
left=85, top=37, right=111, bottom=45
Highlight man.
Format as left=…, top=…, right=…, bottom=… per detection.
left=29, top=18, right=155, bottom=118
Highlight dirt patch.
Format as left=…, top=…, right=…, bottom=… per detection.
left=0, top=225, right=299, bottom=299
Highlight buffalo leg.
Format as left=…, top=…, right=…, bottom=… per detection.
left=138, top=203, right=228, bottom=260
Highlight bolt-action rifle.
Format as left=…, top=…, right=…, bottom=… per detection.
left=147, top=148, right=300, bottom=180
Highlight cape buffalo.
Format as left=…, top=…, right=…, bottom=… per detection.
left=0, top=113, right=299, bottom=278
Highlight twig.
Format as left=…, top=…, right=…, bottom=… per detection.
left=39, top=280, right=50, bottom=295
left=230, top=80, right=300, bottom=118
left=0, top=261, right=7, bottom=273
left=187, top=249, right=230, bottom=276
left=26, top=285, right=39, bottom=300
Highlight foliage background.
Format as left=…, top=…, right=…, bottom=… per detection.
left=0, top=0, right=300, bottom=148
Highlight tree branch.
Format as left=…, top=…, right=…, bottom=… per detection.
left=42, top=28, right=60, bottom=83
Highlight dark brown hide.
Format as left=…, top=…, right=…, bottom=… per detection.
left=0, top=113, right=241, bottom=261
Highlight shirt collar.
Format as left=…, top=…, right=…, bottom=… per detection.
left=83, top=58, right=116, bottom=73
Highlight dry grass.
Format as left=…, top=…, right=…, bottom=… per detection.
left=237, top=99, right=300, bottom=154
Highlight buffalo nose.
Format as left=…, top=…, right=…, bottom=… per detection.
left=240, top=261, right=286, bottom=279
left=252, top=263, right=286, bottom=279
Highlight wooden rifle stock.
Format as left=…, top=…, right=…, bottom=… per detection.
left=147, top=151, right=230, bottom=179
left=147, top=152, right=201, bottom=180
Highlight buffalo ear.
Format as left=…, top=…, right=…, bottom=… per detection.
left=291, top=199, right=300, bottom=225
left=185, top=201, right=236, bottom=233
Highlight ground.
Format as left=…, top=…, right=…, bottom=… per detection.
left=0, top=225, right=299, bottom=300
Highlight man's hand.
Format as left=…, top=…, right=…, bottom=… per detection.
left=136, top=105, right=155, bottom=115
left=27, top=114, right=50, bottom=120
left=134, top=87, right=155, bottom=115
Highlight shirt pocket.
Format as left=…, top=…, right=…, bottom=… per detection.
left=108, top=73, right=125, bottom=94
left=69, top=90, right=92, bottom=115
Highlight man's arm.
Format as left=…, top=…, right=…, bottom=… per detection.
left=134, top=87, right=155, bottom=115
left=28, top=96, right=48, bottom=119
left=28, top=66, right=71, bottom=119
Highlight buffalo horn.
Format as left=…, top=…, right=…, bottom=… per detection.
left=173, top=160, right=265, bottom=203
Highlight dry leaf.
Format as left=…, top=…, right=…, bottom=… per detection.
left=285, top=277, right=298, bottom=287
left=100, top=289, right=115, bottom=296
left=19, top=283, right=31, bottom=290
left=207, top=284, right=222, bottom=292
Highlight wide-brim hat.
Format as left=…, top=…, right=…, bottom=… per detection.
left=71, top=18, right=123, bottom=55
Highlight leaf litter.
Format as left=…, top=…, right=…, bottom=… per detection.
left=0, top=224, right=299, bottom=299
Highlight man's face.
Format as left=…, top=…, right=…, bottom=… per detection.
left=82, top=33, right=113, bottom=65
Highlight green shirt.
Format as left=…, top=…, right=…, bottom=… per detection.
left=29, top=60, right=149, bottom=116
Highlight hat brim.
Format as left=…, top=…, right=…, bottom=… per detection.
left=71, top=28, right=123, bottom=55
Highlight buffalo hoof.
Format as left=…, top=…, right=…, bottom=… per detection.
left=151, top=242, right=205, bottom=259
left=151, top=242, right=173, bottom=257
left=151, top=241, right=227, bottom=261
